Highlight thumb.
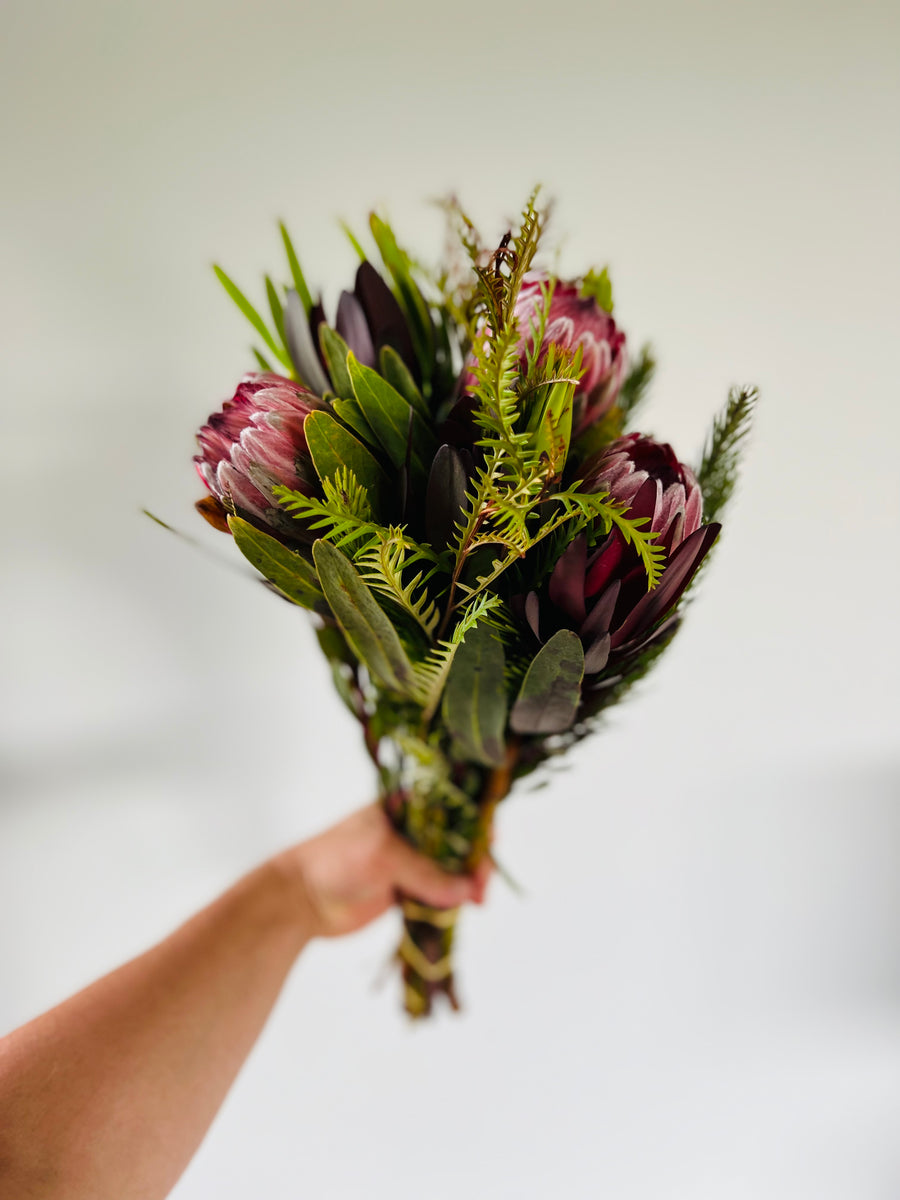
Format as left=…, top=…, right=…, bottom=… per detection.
left=386, top=835, right=477, bottom=909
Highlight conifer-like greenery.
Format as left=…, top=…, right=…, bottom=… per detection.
left=189, top=190, right=755, bottom=1016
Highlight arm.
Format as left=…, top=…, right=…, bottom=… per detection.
left=0, top=803, right=486, bottom=1200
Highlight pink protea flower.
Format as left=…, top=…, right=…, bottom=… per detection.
left=526, top=433, right=720, bottom=675
left=515, top=272, right=627, bottom=439
left=194, top=372, right=325, bottom=539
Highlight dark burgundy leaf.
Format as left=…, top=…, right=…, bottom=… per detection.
left=354, top=261, right=417, bottom=377
left=425, top=444, right=469, bottom=550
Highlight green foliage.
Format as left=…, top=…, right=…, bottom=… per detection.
left=581, top=267, right=614, bottom=313
left=510, top=629, right=585, bottom=734
left=302, top=410, right=392, bottom=516
left=356, top=533, right=444, bottom=637
left=618, top=343, right=656, bottom=421
left=379, top=345, right=428, bottom=418
left=213, top=265, right=291, bottom=370
left=370, top=213, right=435, bottom=387
left=319, top=325, right=354, bottom=398
left=279, top=222, right=314, bottom=316
left=228, top=516, right=324, bottom=610
left=442, top=622, right=507, bottom=767
left=312, top=538, right=415, bottom=694
left=347, top=353, right=437, bottom=492
left=696, top=385, right=758, bottom=524
left=409, top=593, right=504, bottom=723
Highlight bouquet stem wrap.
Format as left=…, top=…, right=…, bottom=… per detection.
left=390, top=744, right=517, bottom=1017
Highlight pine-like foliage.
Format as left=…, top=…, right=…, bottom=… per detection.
left=696, top=385, right=758, bottom=524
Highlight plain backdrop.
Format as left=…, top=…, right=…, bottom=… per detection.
left=2, top=1, right=899, bottom=1196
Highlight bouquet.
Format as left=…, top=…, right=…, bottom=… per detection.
left=188, top=191, right=755, bottom=1017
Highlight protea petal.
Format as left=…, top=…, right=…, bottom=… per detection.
left=194, top=372, right=320, bottom=543
left=610, top=523, right=720, bottom=648
left=549, top=535, right=588, bottom=625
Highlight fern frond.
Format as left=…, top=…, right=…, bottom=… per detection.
left=357, top=533, right=444, bottom=637
left=321, top=466, right=373, bottom=521
left=410, top=593, right=504, bottom=721
left=696, top=386, right=757, bottom=523
left=544, top=489, right=667, bottom=588
left=273, top=471, right=386, bottom=552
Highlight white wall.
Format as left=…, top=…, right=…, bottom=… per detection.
left=2, top=1, right=899, bottom=1195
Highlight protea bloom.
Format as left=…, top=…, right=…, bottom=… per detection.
left=515, top=272, right=627, bottom=439
left=194, top=372, right=324, bottom=540
left=530, top=433, right=720, bottom=676
left=453, top=270, right=627, bottom=445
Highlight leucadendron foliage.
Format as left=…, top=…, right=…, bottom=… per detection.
left=190, top=191, right=756, bottom=1017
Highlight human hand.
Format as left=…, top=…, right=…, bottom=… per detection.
left=276, top=804, right=491, bottom=939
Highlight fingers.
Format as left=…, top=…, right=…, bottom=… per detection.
left=385, top=834, right=479, bottom=909
left=471, top=855, right=492, bottom=905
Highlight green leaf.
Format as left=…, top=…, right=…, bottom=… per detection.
left=442, top=623, right=507, bottom=767
left=340, top=220, right=367, bottom=262
left=526, top=377, right=576, bottom=477
left=369, top=213, right=434, bottom=381
left=378, top=345, right=428, bottom=418
left=279, top=222, right=314, bottom=316
left=580, top=267, right=614, bottom=313
left=347, top=353, right=436, bottom=490
left=510, top=629, right=584, bottom=735
left=252, top=347, right=273, bottom=372
left=312, top=539, right=414, bottom=694
left=304, top=410, right=391, bottom=516
left=331, top=398, right=378, bottom=447
left=265, top=275, right=287, bottom=351
left=228, top=516, right=324, bottom=609
left=214, top=265, right=290, bottom=367
left=318, top=325, right=354, bottom=398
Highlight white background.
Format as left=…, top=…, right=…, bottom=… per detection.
left=2, top=1, right=899, bottom=1195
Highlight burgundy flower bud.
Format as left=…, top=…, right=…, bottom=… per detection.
left=194, top=372, right=324, bottom=538
left=515, top=272, right=627, bottom=439
left=538, top=433, right=719, bottom=674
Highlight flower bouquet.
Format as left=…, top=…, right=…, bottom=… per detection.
left=188, top=191, right=755, bottom=1017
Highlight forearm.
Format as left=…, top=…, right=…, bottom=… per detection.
left=0, top=857, right=312, bottom=1200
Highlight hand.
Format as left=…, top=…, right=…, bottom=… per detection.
left=276, top=803, right=491, bottom=939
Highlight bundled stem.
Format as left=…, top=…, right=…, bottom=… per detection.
left=393, top=741, right=519, bottom=1018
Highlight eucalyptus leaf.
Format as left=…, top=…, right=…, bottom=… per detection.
left=442, top=623, right=507, bottom=767
left=312, top=539, right=414, bottom=694
left=228, top=516, right=324, bottom=610
left=304, top=410, right=391, bottom=516
left=510, top=629, right=584, bottom=735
